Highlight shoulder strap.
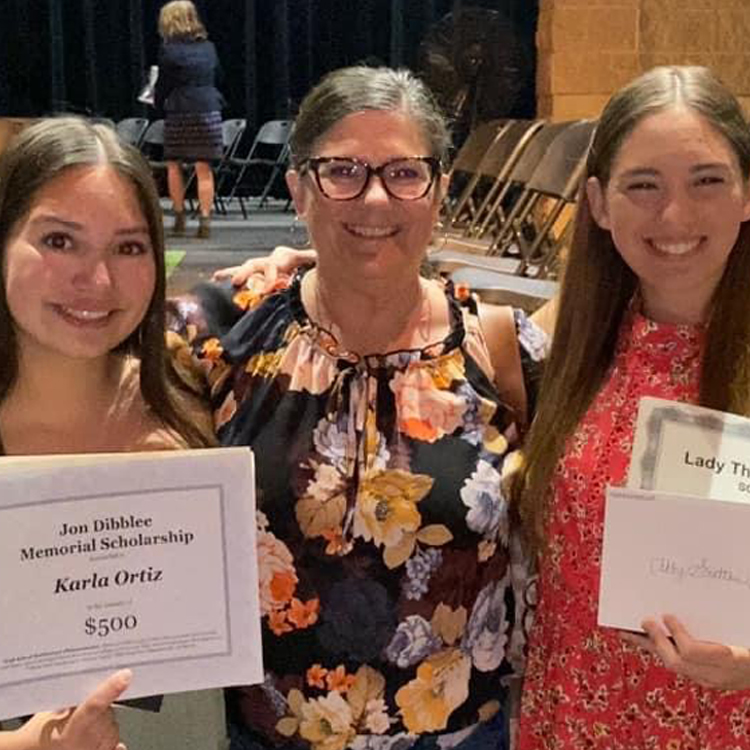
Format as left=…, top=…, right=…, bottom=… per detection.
left=478, top=303, right=528, bottom=429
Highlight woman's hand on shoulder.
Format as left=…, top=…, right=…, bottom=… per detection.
left=622, top=614, right=750, bottom=690
left=9, top=670, right=131, bottom=750
left=212, top=246, right=317, bottom=290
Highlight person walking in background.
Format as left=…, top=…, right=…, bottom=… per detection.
left=155, top=0, right=224, bottom=240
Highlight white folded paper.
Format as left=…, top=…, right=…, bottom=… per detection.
left=599, top=486, right=750, bottom=645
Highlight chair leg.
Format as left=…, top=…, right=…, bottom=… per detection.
left=258, top=165, right=281, bottom=208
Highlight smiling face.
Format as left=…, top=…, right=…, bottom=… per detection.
left=286, top=109, right=447, bottom=285
left=587, top=107, right=750, bottom=322
left=2, top=165, right=156, bottom=362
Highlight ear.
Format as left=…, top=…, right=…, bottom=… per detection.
left=285, top=169, right=311, bottom=219
left=742, top=180, right=750, bottom=223
left=586, top=176, right=611, bottom=231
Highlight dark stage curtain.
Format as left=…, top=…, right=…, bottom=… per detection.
left=0, top=0, right=538, bottom=132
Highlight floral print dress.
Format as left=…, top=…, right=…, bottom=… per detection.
left=518, top=309, right=750, bottom=750
left=173, top=272, right=545, bottom=750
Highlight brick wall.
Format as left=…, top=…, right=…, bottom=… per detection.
left=537, top=0, right=750, bottom=120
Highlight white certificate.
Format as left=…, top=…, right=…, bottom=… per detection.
left=599, top=486, right=750, bottom=645
left=0, top=448, right=262, bottom=720
left=629, top=396, right=750, bottom=503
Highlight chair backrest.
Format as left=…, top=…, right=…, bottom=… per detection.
left=476, top=120, right=544, bottom=177
left=140, top=119, right=165, bottom=147
left=253, top=119, right=294, bottom=147
left=505, top=121, right=575, bottom=185
left=526, top=119, right=597, bottom=198
left=234, top=119, right=294, bottom=166
left=449, top=119, right=507, bottom=174
left=116, top=117, right=149, bottom=147
left=221, top=118, right=247, bottom=157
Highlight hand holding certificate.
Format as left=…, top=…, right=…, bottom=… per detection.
left=599, top=397, right=750, bottom=688
left=0, top=448, right=263, bottom=721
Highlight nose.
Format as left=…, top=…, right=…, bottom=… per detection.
left=361, top=172, right=391, bottom=204
left=73, top=256, right=114, bottom=289
left=660, top=186, right=695, bottom=227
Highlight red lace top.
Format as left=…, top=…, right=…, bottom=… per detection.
left=519, top=310, right=750, bottom=749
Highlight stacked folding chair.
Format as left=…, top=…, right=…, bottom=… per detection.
left=115, top=117, right=149, bottom=148
left=430, top=119, right=598, bottom=311
left=216, top=119, right=294, bottom=216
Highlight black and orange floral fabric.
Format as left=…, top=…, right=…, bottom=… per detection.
left=170, top=271, right=547, bottom=749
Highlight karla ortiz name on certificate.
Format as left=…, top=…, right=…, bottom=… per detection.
left=0, top=449, right=262, bottom=720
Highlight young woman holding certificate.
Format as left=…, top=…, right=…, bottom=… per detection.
left=0, top=118, right=215, bottom=750
left=511, top=66, right=750, bottom=748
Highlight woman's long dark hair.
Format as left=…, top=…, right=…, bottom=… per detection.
left=512, top=66, right=750, bottom=556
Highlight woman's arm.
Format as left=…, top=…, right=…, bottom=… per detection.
left=212, top=246, right=317, bottom=290
left=477, top=303, right=529, bottom=427
left=0, top=670, right=131, bottom=750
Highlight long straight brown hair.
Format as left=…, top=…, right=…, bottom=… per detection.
left=0, top=117, right=214, bottom=452
left=512, top=67, right=750, bottom=555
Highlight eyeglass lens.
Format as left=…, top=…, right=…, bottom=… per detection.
left=315, top=158, right=434, bottom=200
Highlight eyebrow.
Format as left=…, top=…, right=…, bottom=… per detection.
left=28, top=214, right=151, bottom=236
left=618, top=163, right=733, bottom=179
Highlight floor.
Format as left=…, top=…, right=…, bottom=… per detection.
left=164, top=199, right=298, bottom=294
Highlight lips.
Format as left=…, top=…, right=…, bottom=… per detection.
left=647, top=238, right=704, bottom=256
left=52, top=304, right=116, bottom=326
left=343, top=223, right=399, bottom=239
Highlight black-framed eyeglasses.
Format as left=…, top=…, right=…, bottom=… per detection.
left=300, top=156, right=441, bottom=201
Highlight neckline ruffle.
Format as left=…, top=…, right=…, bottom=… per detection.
left=620, top=307, right=704, bottom=369
left=286, top=269, right=467, bottom=368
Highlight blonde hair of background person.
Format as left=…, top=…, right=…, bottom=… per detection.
left=512, top=65, right=750, bottom=750
left=158, top=0, right=206, bottom=40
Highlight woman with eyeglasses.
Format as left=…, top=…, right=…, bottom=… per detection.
left=171, top=66, right=546, bottom=750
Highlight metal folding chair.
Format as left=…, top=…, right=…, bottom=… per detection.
left=115, top=117, right=149, bottom=148
left=429, top=120, right=597, bottom=288
left=184, top=118, right=247, bottom=213
left=218, top=119, right=294, bottom=216
left=440, top=119, right=508, bottom=232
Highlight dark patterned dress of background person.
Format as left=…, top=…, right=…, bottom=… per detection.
left=155, top=38, right=224, bottom=162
